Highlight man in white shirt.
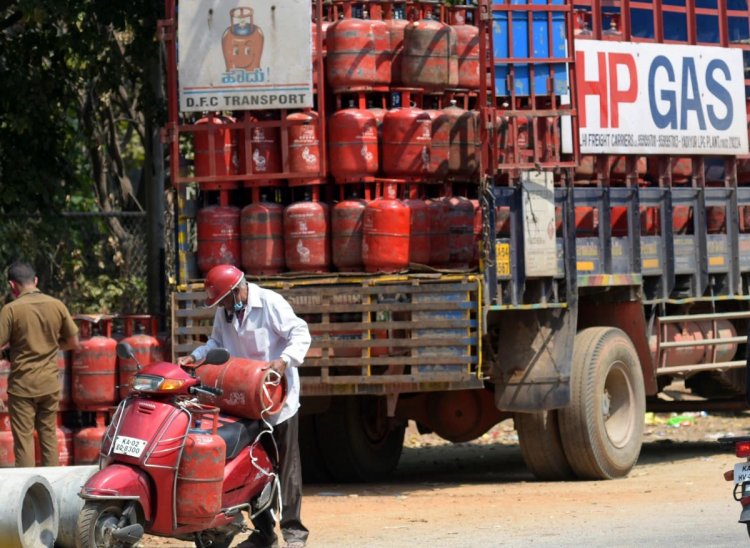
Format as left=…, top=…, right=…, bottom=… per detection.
left=179, top=264, right=311, bottom=548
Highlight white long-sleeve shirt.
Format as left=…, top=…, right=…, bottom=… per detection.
left=190, top=283, right=311, bottom=425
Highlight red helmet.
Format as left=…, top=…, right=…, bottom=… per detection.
left=204, top=264, right=244, bottom=307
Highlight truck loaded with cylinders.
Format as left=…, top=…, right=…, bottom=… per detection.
left=166, top=0, right=750, bottom=483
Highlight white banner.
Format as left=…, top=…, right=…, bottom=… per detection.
left=575, top=40, right=748, bottom=155
left=178, top=0, right=313, bottom=112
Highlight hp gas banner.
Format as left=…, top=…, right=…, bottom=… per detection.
left=575, top=40, right=748, bottom=155
left=178, top=0, right=313, bottom=112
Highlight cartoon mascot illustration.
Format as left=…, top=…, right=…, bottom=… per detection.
left=222, top=6, right=264, bottom=71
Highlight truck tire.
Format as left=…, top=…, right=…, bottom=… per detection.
left=315, top=396, right=405, bottom=482
left=299, top=413, right=334, bottom=483
left=515, top=410, right=575, bottom=481
left=559, top=327, right=645, bottom=480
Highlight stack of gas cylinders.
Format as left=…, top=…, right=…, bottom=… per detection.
left=0, top=314, right=167, bottom=467
left=190, top=2, right=484, bottom=278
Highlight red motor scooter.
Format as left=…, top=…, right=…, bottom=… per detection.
left=77, top=342, right=279, bottom=548
left=719, top=435, right=750, bottom=538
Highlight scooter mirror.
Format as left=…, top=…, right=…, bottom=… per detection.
left=204, top=348, right=230, bottom=365
left=116, top=342, right=136, bottom=361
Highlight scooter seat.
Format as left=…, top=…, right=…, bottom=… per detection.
left=217, top=417, right=263, bottom=460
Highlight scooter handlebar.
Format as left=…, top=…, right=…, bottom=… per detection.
left=190, top=385, right=224, bottom=398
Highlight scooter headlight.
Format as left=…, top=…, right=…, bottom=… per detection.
left=132, top=374, right=187, bottom=393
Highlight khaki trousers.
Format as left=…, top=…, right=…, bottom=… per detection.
left=8, top=391, right=60, bottom=467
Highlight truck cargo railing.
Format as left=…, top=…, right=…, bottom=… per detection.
left=171, top=274, right=484, bottom=396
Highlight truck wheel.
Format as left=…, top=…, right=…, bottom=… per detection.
left=315, top=396, right=405, bottom=482
left=299, top=413, right=334, bottom=483
left=77, top=500, right=137, bottom=548
left=515, top=410, right=575, bottom=481
left=558, top=327, right=645, bottom=480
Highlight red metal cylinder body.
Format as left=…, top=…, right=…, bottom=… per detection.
left=288, top=111, right=323, bottom=185
left=196, top=358, right=287, bottom=419
left=0, top=428, right=13, bottom=467
left=197, top=205, right=242, bottom=276
left=72, top=321, right=117, bottom=410
left=363, top=186, right=410, bottom=272
left=238, top=111, right=281, bottom=187
left=402, top=18, right=458, bottom=90
left=651, top=320, right=737, bottom=367
left=426, top=198, right=450, bottom=266
left=74, top=413, right=108, bottom=464
left=386, top=17, right=409, bottom=86
left=444, top=103, right=478, bottom=178
left=326, top=18, right=391, bottom=88
left=672, top=206, right=692, bottom=234
left=706, top=206, right=726, bottom=233
left=696, top=319, right=737, bottom=363
left=284, top=199, right=330, bottom=272
left=57, top=351, right=72, bottom=410
left=328, top=109, right=379, bottom=181
left=382, top=107, right=432, bottom=177
left=0, top=359, right=8, bottom=411
left=35, top=416, right=73, bottom=466
left=404, top=197, right=431, bottom=265
left=454, top=23, right=480, bottom=89
left=176, top=425, right=225, bottom=524
left=444, top=195, right=475, bottom=268
left=194, top=115, right=237, bottom=190
left=332, top=198, right=367, bottom=272
left=241, top=200, right=285, bottom=275
left=118, top=318, right=163, bottom=401
left=426, top=109, right=450, bottom=178
left=574, top=207, right=598, bottom=236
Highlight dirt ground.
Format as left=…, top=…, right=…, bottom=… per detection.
left=142, top=408, right=750, bottom=547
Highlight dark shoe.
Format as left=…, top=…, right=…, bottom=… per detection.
left=236, top=533, right=279, bottom=548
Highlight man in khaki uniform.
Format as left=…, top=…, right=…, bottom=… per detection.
left=0, top=262, right=79, bottom=466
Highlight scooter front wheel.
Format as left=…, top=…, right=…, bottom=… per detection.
left=77, top=500, right=142, bottom=548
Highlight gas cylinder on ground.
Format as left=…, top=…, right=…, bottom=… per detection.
left=444, top=101, right=478, bottom=178
left=176, top=410, right=225, bottom=524
left=363, top=184, right=410, bottom=273
left=284, top=197, right=330, bottom=272
left=326, top=17, right=391, bottom=88
left=287, top=111, right=323, bottom=185
left=196, top=358, right=287, bottom=419
left=118, top=317, right=163, bottom=401
left=0, top=359, right=8, bottom=411
left=425, top=109, right=450, bottom=178
left=197, top=205, right=241, bottom=276
left=328, top=108, right=379, bottom=181
left=443, top=195, right=475, bottom=269
left=402, top=16, right=458, bottom=90
left=382, top=107, right=432, bottom=177
left=403, top=194, right=431, bottom=265
left=72, top=319, right=117, bottom=410
left=453, top=17, right=480, bottom=89
left=332, top=195, right=367, bottom=272
left=193, top=115, right=238, bottom=190
left=57, top=350, right=72, bottom=410
left=238, top=111, right=281, bottom=187
left=74, top=412, right=108, bottom=464
left=386, top=12, right=409, bottom=85
left=426, top=197, right=450, bottom=266
left=241, top=198, right=285, bottom=275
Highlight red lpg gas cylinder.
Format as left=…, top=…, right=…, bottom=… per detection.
left=72, top=319, right=117, bottom=410
left=611, top=207, right=629, bottom=237
left=332, top=196, right=367, bottom=272
left=426, top=197, right=450, bottom=266
left=326, top=17, right=391, bottom=89
left=194, top=115, right=237, bottom=190
left=575, top=207, right=598, bottom=236
left=386, top=15, right=409, bottom=85
left=382, top=107, right=432, bottom=177
left=238, top=111, right=281, bottom=187
left=0, top=427, right=13, bottom=467
left=197, top=205, right=241, bottom=276
left=58, top=350, right=72, bottom=410
left=0, top=359, right=8, bottom=410
left=74, top=412, right=108, bottom=464
left=444, top=195, right=475, bottom=269
left=402, top=16, right=458, bottom=91
left=241, top=199, right=285, bottom=275
left=288, top=111, right=323, bottom=185
left=444, top=102, right=478, bottom=178
left=35, top=416, right=73, bottom=466
left=706, top=206, right=726, bottom=233
left=0, top=412, right=9, bottom=431
left=176, top=416, right=225, bottom=524
left=453, top=20, right=480, bottom=89
left=672, top=206, right=692, bottom=234
left=284, top=199, right=330, bottom=272
left=328, top=109, right=379, bottom=181
left=363, top=185, right=410, bottom=273
left=426, top=109, right=450, bottom=178
left=118, top=317, right=163, bottom=401
left=403, top=195, right=431, bottom=265
left=196, top=358, right=287, bottom=419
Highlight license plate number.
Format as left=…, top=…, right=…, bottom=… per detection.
left=113, top=435, right=147, bottom=458
left=733, top=462, right=750, bottom=484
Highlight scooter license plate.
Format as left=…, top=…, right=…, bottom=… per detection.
left=733, top=462, right=750, bottom=484
left=113, top=435, right=147, bottom=458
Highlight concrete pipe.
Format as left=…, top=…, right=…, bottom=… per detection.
left=0, top=474, right=58, bottom=548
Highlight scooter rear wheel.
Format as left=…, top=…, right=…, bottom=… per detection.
left=77, top=501, right=137, bottom=548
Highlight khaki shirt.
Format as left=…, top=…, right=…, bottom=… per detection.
left=0, top=288, right=78, bottom=397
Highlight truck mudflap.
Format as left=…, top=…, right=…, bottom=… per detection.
left=488, top=307, right=576, bottom=411
left=173, top=274, right=484, bottom=396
